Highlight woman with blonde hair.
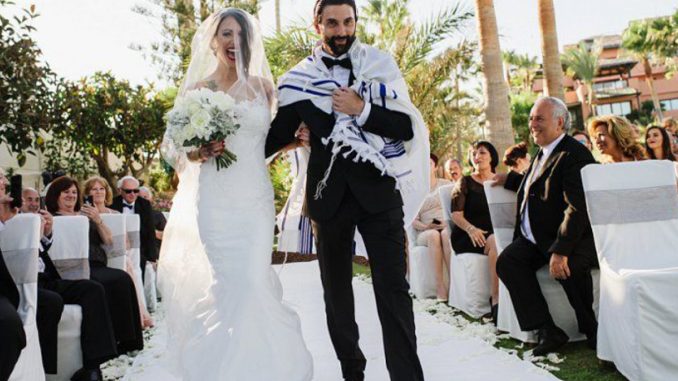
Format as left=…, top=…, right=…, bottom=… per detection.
left=83, top=176, right=154, bottom=329
left=588, top=115, right=646, bottom=163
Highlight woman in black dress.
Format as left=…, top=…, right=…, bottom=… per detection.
left=46, top=176, right=144, bottom=354
left=450, top=141, right=500, bottom=320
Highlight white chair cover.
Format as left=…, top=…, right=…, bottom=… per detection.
left=49, top=216, right=90, bottom=381
left=484, top=182, right=599, bottom=342
left=441, top=182, right=490, bottom=318
left=50, top=216, right=90, bottom=280
left=125, top=214, right=147, bottom=311
left=0, top=214, right=45, bottom=381
left=101, top=214, right=127, bottom=271
left=582, top=161, right=678, bottom=381
left=406, top=225, right=436, bottom=299
left=144, top=263, right=158, bottom=312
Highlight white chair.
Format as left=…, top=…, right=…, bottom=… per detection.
left=143, top=262, right=158, bottom=312
left=441, top=182, right=491, bottom=318
left=100, top=214, right=126, bottom=271
left=125, top=214, right=147, bottom=311
left=0, top=214, right=45, bottom=381
left=582, top=161, right=678, bottom=381
left=48, top=216, right=90, bottom=381
left=484, top=182, right=599, bottom=343
left=406, top=225, right=437, bottom=299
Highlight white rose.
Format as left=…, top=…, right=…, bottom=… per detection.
left=212, top=92, right=235, bottom=111
left=190, top=109, right=211, bottom=137
left=186, top=99, right=202, bottom=116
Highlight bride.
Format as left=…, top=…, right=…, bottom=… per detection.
left=158, top=8, right=313, bottom=380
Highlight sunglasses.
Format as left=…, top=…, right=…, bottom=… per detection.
left=122, top=189, right=140, bottom=194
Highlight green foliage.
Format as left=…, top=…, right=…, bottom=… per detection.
left=561, top=42, right=600, bottom=115
left=48, top=72, right=171, bottom=186
left=268, top=155, right=292, bottom=214
left=627, top=100, right=656, bottom=127
left=264, top=27, right=318, bottom=79
left=0, top=0, right=60, bottom=162
left=503, top=50, right=540, bottom=93
left=509, top=91, right=537, bottom=145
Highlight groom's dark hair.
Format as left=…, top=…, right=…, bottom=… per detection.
left=313, top=0, right=358, bottom=25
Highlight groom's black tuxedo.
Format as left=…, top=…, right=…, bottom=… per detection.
left=266, top=100, right=412, bottom=221
left=266, top=100, right=424, bottom=381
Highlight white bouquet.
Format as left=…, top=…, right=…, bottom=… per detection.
left=166, top=88, right=240, bottom=170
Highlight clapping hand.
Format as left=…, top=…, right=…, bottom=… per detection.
left=38, top=209, right=53, bottom=237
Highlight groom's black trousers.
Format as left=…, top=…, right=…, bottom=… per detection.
left=313, top=191, right=424, bottom=381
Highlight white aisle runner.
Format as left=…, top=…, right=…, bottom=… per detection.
left=123, top=262, right=558, bottom=381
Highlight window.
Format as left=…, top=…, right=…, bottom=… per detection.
left=596, top=101, right=632, bottom=116
left=593, top=79, right=628, bottom=91
left=660, top=98, right=678, bottom=111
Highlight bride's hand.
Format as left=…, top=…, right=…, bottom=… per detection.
left=295, top=124, right=310, bottom=148
left=189, top=141, right=225, bottom=162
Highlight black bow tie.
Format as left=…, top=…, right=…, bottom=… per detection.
left=322, top=56, right=352, bottom=70
left=123, top=204, right=134, bottom=210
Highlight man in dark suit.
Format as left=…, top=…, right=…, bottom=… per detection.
left=22, top=188, right=118, bottom=381
left=493, top=96, right=598, bottom=356
left=110, top=176, right=157, bottom=280
left=265, top=2, right=423, bottom=380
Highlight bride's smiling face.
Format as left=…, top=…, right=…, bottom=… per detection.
left=213, top=16, right=242, bottom=69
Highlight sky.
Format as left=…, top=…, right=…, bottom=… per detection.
left=13, top=0, right=678, bottom=87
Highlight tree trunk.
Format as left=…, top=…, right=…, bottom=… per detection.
left=475, top=0, right=514, bottom=159
left=643, top=57, right=664, bottom=121
left=587, top=82, right=596, bottom=117
left=275, top=0, right=281, bottom=33
left=538, top=0, right=565, bottom=101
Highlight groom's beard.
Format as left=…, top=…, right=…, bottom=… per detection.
left=323, top=34, right=356, bottom=56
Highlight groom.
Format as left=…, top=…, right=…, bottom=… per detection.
left=266, top=1, right=427, bottom=380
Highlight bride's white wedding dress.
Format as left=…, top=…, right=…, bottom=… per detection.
left=159, top=98, right=313, bottom=381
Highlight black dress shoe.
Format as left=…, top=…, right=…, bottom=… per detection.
left=533, top=325, right=569, bottom=356
left=71, top=368, right=103, bottom=381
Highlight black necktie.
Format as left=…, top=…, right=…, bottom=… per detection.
left=321, top=57, right=355, bottom=86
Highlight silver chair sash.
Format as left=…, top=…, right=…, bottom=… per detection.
left=586, top=185, right=678, bottom=225
left=2, top=248, right=38, bottom=284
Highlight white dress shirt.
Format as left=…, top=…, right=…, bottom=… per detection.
left=122, top=202, right=135, bottom=215
left=520, top=133, right=566, bottom=244
left=319, top=50, right=371, bottom=125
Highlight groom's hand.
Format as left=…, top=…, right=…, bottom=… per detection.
left=332, top=87, right=365, bottom=116
left=295, top=124, right=310, bottom=147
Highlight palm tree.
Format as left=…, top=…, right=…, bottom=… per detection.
left=623, top=19, right=667, bottom=121
left=502, top=50, right=519, bottom=90
left=537, top=0, right=565, bottom=101
left=561, top=42, right=600, bottom=117
left=474, top=0, right=514, bottom=158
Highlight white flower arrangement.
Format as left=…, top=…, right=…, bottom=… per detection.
left=166, top=88, right=240, bottom=170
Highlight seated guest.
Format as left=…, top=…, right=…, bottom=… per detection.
left=84, top=177, right=153, bottom=329
left=645, top=125, right=676, bottom=161
left=572, top=131, right=593, bottom=151
left=450, top=141, right=500, bottom=321
left=494, top=97, right=598, bottom=355
left=111, top=176, right=157, bottom=280
left=46, top=176, right=144, bottom=354
left=588, top=115, right=646, bottom=163
left=22, top=187, right=117, bottom=381
left=662, top=117, right=678, bottom=157
left=0, top=185, right=26, bottom=381
left=443, top=158, right=463, bottom=183
left=138, top=187, right=166, bottom=262
left=503, top=142, right=531, bottom=174
left=411, top=154, right=452, bottom=301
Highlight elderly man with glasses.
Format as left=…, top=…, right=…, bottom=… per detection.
left=111, top=176, right=157, bottom=280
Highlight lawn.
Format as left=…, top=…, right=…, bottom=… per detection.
left=351, top=262, right=626, bottom=381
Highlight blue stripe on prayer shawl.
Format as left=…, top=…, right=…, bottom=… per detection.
left=289, top=70, right=317, bottom=79
left=380, top=84, right=387, bottom=106
left=313, top=79, right=342, bottom=88
left=392, top=90, right=398, bottom=99
left=298, top=216, right=314, bottom=254
left=278, top=84, right=332, bottom=97
left=306, top=56, right=314, bottom=62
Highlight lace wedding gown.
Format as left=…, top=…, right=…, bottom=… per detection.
left=159, top=98, right=313, bottom=381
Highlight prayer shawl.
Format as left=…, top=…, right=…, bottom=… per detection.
left=277, top=39, right=430, bottom=225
